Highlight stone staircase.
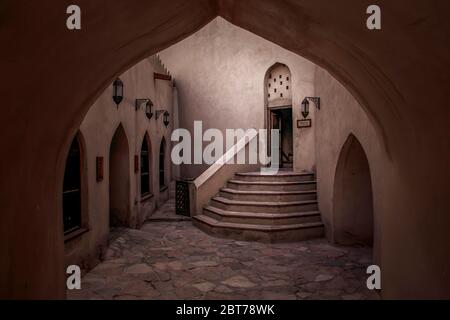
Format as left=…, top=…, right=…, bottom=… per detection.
left=193, top=171, right=324, bottom=242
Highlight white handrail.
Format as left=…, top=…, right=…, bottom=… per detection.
left=193, top=129, right=258, bottom=188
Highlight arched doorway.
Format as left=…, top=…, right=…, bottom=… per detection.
left=109, top=125, right=130, bottom=228
left=333, top=134, right=374, bottom=246
left=159, top=138, right=167, bottom=190
left=265, top=63, right=293, bottom=168
left=3, top=2, right=449, bottom=300
left=62, top=134, right=84, bottom=235
left=140, top=134, right=152, bottom=197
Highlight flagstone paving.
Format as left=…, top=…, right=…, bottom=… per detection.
left=68, top=202, right=379, bottom=300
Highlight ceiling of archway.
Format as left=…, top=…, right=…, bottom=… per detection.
left=1, top=0, right=449, bottom=160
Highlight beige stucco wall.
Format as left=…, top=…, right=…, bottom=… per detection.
left=314, top=67, right=391, bottom=267
left=64, top=56, right=174, bottom=272
left=159, top=17, right=317, bottom=178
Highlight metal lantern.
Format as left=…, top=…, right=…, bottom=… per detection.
left=301, top=98, right=310, bottom=119
left=145, top=101, right=153, bottom=119
left=301, top=97, right=320, bottom=119
left=112, top=78, right=123, bottom=106
left=163, top=111, right=170, bottom=127
left=135, top=99, right=153, bottom=119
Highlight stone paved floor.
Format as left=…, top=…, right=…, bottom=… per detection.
left=68, top=201, right=379, bottom=300
left=147, top=198, right=191, bottom=222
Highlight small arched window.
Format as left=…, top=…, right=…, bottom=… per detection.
left=140, top=135, right=151, bottom=196
left=266, top=63, right=292, bottom=108
left=63, top=136, right=82, bottom=234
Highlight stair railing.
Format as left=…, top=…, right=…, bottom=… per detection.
left=186, top=129, right=260, bottom=216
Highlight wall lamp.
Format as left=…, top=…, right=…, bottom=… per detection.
left=301, top=97, right=320, bottom=119
left=112, top=78, right=124, bottom=106
left=156, top=109, right=170, bottom=127
left=136, top=99, right=153, bottom=119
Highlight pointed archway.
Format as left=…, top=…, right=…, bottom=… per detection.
left=333, top=134, right=374, bottom=247
left=109, top=124, right=130, bottom=228
left=2, top=1, right=449, bottom=299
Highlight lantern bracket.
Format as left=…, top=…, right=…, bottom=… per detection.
left=305, top=97, right=320, bottom=110
left=136, top=99, right=153, bottom=119
left=156, top=109, right=166, bottom=119
left=135, top=99, right=151, bottom=110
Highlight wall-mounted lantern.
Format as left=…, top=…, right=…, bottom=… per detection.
left=301, top=97, right=320, bottom=119
left=163, top=111, right=170, bottom=127
left=156, top=109, right=170, bottom=127
left=112, top=78, right=124, bottom=106
left=113, top=78, right=124, bottom=106
left=136, top=99, right=153, bottom=119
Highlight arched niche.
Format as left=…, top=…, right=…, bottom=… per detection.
left=333, top=134, right=374, bottom=247
left=109, top=124, right=131, bottom=228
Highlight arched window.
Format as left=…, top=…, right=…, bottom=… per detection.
left=63, top=136, right=82, bottom=234
left=266, top=63, right=292, bottom=108
left=159, top=138, right=166, bottom=190
left=140, top=135, right=151, bottom=196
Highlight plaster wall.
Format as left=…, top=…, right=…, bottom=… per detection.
left=159, top=18, right=317, bottom=178
left=64, top=56, right=174, bottom=273
left=314, top=67, right=390, bottom=269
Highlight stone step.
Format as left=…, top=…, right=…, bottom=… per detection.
left=193, top=214, right=324, bottom=243
left=235, top=171, right=315, bottom=182
left=220, top=188, right=317, bottom=202
left=203, top=205, right=322, bottom=225
left=227, top=179, right=317, bottom=192
left=210, top=196, right=318, bottom=213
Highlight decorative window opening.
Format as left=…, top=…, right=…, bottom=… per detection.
left=266, top=63, right=292, bottom=107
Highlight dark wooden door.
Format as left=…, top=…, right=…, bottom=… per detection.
left=270, top=110, right=282, bottom=166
